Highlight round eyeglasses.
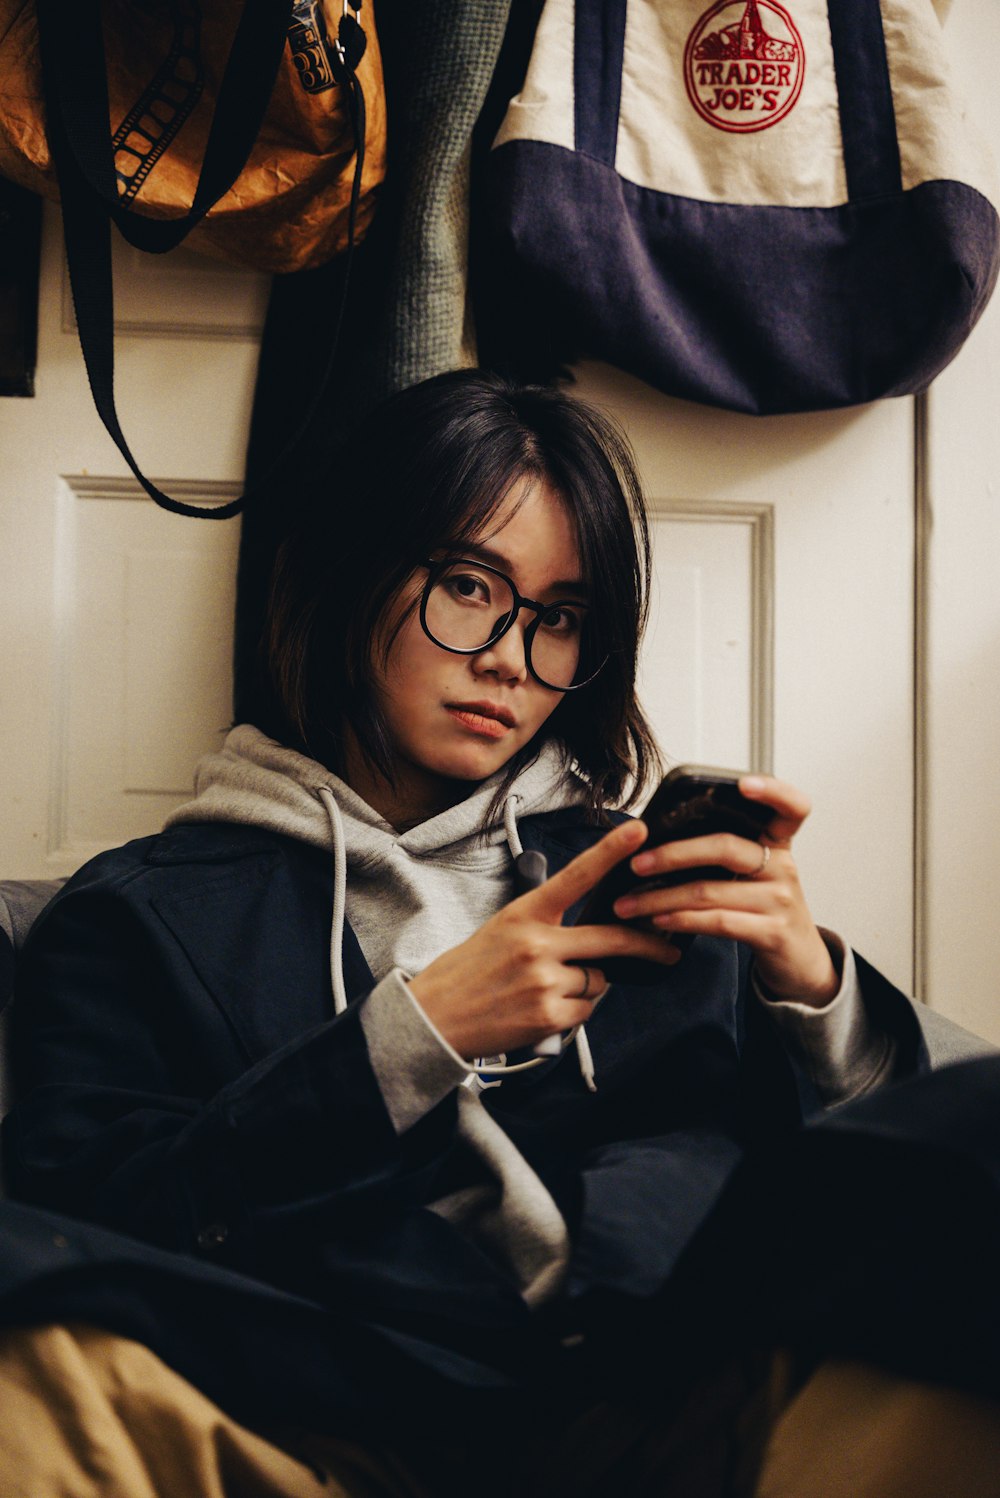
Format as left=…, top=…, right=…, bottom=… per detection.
left=419, top=557, right=607, bottom=692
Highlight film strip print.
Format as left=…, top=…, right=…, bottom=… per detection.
left=112, top=0, right=205, bottom=204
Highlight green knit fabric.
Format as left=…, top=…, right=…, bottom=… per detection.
left=361, top=0, right=513, bottom=398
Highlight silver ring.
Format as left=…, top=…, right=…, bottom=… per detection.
left=573, top=967, right=592, bottom=999
left=752, top=843, right=771, bottom=878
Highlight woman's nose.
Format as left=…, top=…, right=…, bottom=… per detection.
left=472, top=618, right=529, bottom=682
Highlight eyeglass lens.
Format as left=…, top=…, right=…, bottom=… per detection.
left=424, top=560, right=587, bottom=690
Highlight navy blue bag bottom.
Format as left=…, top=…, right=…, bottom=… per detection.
left=488, top=140, right=1000, bottom=415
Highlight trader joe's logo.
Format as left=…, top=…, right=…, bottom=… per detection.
left=684, top=0, right=805, bottom=133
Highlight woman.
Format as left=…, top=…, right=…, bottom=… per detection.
left=2, top=371, right=972, bottom=1496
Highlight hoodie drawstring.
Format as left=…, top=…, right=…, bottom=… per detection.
left=503, top=793, right=524, bottom=859
left=575, top=1026, right=597, bottom=1092
left=318, top=786, right=350, bottom=1017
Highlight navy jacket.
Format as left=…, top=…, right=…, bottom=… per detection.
left=0, top=810, right=940, bottom=1435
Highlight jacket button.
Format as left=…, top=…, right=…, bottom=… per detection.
left=196, top=1222, right=228, bottom=1249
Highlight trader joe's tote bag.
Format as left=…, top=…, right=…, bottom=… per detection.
left=488, top=0, right=1000, bottom=413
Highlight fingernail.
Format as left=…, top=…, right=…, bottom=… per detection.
left=652, top=915, right=673, bottom=929
left=614, top=896, right=638, bottom=917
left=741, top=776, right=766, bottom=793
left=631, top=852, right=654, bottom=873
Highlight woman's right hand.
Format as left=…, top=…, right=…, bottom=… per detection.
left=406, top=821, right=681, bottom=1058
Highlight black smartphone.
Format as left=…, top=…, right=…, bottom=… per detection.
left=576, top=765, right=774, bottom=984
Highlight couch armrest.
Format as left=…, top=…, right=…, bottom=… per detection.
left=0, top=880, right=66, bottom=953
left=915, top=1003, right=998, bottom=1068
left=0, top=929, right=12, bottom=1020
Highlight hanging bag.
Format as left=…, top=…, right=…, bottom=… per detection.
left=0, top=0, right=385, bottom=272
left=486, top=0, right=1000, bottom=414
left=0, top=0, right=384, bottom=516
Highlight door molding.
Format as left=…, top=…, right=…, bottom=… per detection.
left=646, top=497, right=775, bottom=774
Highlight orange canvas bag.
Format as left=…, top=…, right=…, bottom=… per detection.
left=0, top=1, right=385, bottom=516
left=0, top=0, right=386, bottom=273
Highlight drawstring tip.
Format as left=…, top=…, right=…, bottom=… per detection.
left=575, top=1026, right=598, bottom=1093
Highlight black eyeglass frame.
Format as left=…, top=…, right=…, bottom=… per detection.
left=418, top=556, right=607, bottom=693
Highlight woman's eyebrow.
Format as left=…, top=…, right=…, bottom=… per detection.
left=457, top=541, right=590, bottom=598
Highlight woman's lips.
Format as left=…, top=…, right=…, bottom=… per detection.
left=445, top=706, right=513, bottom=739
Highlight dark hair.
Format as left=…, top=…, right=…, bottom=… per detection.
left=260, top=369, right=662, bottom=816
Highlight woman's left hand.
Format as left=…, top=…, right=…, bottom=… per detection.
left=612, top=774, right=839, bottom=1006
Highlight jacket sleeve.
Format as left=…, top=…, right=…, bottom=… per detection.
left=3, top=882, right=464, bottom=1278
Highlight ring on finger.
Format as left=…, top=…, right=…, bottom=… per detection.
left=573, top=967, right=593, bottom=999
left=573, top=970, right=611, bottom=1004
left=751, top=843, right=771, bottom=878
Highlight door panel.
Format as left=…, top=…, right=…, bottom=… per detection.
left=640, top=501, right=773, bottom=775
left=48, top=477, right=240, bottom=871
left=0, top=204, right=265, bottom=876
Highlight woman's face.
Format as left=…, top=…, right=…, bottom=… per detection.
left=348, top=477, right=586, bottom=824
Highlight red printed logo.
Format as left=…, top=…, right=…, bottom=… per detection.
left=684, top=0, right=805, bottom=133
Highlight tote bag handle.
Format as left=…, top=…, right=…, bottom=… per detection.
left=34, top=0, right=367, bottom=520
left=572, top=0, right=902, bottom=201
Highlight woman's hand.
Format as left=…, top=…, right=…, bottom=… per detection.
left=612, top=775, right=839, bottom=1007
left=406, top=821, right=681, bottom=1058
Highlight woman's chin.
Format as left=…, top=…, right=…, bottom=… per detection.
left=423, top=738, right=522, bottom=784
left=442, top=749, right=516, bottom=782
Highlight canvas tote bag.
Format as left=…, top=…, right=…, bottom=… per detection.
left=488, top=0, right=1000, bottom=414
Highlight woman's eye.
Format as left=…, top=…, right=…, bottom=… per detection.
left=448, top=572, right=491, bottom=604
left=540, top=606, right=582, bottom=635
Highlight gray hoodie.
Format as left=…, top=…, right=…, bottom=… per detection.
left=165, top=725, right=892, bottom=1305
left=166, top=725, right=590, bottom=1304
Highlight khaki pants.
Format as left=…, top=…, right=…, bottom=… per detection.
left=3, top=1323, right=1000, bottom=1497
left=0, top=1324, right=426, bottom=1498
left=755, top=1358, right=1000, bottom=1498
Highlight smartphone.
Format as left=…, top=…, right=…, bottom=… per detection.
left=576, top=765, right=774, bottom=984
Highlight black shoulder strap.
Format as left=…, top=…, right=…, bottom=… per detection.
left=35, top=1, right=367, bottom=520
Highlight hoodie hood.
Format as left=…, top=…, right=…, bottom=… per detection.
left=166, top=723, right=585, bottom=862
